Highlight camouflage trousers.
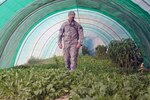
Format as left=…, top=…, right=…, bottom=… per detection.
left=63, top=43, right=79, bottom=70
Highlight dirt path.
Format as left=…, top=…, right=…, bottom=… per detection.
left=55, top=95, right=69, bottom=100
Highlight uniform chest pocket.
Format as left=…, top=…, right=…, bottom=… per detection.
left=64, top=25, right=70, bottom=32
left=64, top=24, right=78, bottom=36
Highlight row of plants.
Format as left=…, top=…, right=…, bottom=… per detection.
left=107, top=39, right=143, bottom=70
left=82, top=45, right=107, bottom=60
left=0, top=56, right=150, bottom=100
left=83, top=38, right=144, bottom=72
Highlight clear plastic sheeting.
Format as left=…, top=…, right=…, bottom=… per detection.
left=0, top=0, right=6, bottom=5
left=14, top=9, right=131, bottom=65
left=132, top=0, right=150, bottom=14
left=0, top=0, right=150, bottom=68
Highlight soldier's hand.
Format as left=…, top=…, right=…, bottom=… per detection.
left=76, top=43, right=81, bottom=49
left=58, top=43, right=62, bottom=49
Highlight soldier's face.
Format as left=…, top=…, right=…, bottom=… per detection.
left=68, top=14, right=75, bottom=21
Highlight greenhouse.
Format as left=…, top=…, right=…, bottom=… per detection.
left=1, top=0, right=150, bottom=99
left=0, top=0, right=150, bottom=68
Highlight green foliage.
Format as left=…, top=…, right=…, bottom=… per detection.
left=27, top=56, right=41, bottom=65
left=82, top=45, right=90, bottom=56
left=108, top=38, right=143, bottom=71
left=0, top=56, right=149, bottom=100
left=95, top=45, right=108, bottom=60
left=53, top=55, right=60, bottom=66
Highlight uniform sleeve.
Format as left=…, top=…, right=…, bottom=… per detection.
left=77, top=24, right=84, bottom=44
left=58, top=23, right=65, bottom=44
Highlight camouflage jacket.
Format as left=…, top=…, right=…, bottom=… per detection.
left=58, top=20, right=83, bottom=45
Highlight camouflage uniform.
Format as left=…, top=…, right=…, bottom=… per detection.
left=58, top=20, right=83, bottom=70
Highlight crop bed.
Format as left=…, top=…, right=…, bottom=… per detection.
left=0, top=56, right=150, bottom=100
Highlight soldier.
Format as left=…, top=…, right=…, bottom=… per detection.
left=58, top=11, right=83, bottom=71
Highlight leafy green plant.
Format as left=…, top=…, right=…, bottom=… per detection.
left=0, top=56, right=149, bottom=100
left=82, top=45, right=90, bottom=56
left=95, top=45, right=108, bottom=60
left=108, top=38, right=143, bottom=72
left=27, top=56, right=41, bottom=65
left=53, top=55, right=60, bottom=66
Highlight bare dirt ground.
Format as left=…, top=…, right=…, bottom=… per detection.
left=55, top=95, right=69, bottom=100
